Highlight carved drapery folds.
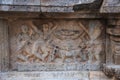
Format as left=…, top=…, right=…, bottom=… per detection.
left=103, top=19, right=120, bottom=80
left=9, top=20, right=104, bottom=71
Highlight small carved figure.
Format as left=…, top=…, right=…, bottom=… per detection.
left=17, top=24, right=32, bottom=62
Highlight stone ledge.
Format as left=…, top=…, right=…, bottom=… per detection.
left=0, top=5, right=41, bottom=12
left=0, top=0, right=97, bottom=12
left=0, top=0, right=40, bottom=5
left=0, top=71, right=112, bottom=80
left=40, top=0, right=94, bottom=6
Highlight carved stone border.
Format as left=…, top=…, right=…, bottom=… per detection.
left=0, top=20, right=9, bottom=72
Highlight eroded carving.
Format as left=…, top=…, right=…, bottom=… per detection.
left=9, top=20, right=104, bottom=71
left=15, top=20, right=103, bottom=64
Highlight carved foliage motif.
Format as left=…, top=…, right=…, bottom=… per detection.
left=10, top=20, right=104, bottom=65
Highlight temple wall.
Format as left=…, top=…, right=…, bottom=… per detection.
left=0, top=0, right=120, bottom=80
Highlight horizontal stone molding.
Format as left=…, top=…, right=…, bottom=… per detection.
left=0, top=71, right=112, bottom=80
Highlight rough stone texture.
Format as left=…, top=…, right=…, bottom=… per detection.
left=0, top=71, right=112, bottom=80
left=0, top=5, right=41, bottom=12
left=73, top=0, right=103, bottom=11
left=0, top=20, right=9, bottom=72
left=0, top=12, right=103, bottom=19
left=41, top=0, right=101, bottom=12
left=103, top=64, right=120, bottom=80
left=114, top=54, right=120, bottom=65
left=106, top=24, right=120, bottom=64
left=0, top=0, right=94, bottom=6
left=89, top=71, right=112, bottom=80
left=0, top=0, right=40, bottom=5
left=0, top=1, right=119, bottom=80
left=0, top=0, right=41, bottom=12
left=0, top=0, right=102, bottom=12
left=41, top=0, right=94, bottom=6
left=101, top=0, right=120, bottom=13
left=41, top=6, right=74, bottom=12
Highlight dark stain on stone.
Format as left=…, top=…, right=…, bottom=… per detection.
left=73, top=0, right=103, bottom=11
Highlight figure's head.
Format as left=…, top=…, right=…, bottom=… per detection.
left=42, top=22, right=53, bottom=33
left=43, top=24, right=49, bottom=32
left=21, top=25, right=29, bottom=33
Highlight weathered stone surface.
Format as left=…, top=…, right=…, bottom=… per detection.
left=0, top=0, right=41, bottom=12
left=0, top=5, right=40, bottom=12
left=41, top=0, right=94, bottom=6
left=41, top=0, right=102, bottom=12
left=0, top=0, right=104, bottom=12
left=0, top=20, right=9, bottom=72
left=0, top=71, right=111, bottom=80
left=13, top=0, right=40, bottom=5
left=16, top=63, right=101, bottom=71
left=0, top=0, right=13, bottom=4
left=73, top=0, right=103, bottom=11
left=41, top=6, right=74, bottom=12
left=89, top=71, right=113, bottom=80
left=0, top=12, right=103, bottom=19
left=103, top=64, right=120, bottom=80
left=1, top=0, right=94, bottom=6
left=0, top=71, right=89, bottom=80
left=101, top=0, right=120, bottom=13
left=107, top=28, right=120, bottom=36
left=0, top=0, right=40, bottom=5
left=9, top=20, right=105, bottom=71
left=114, top=54, right=120, bottom=65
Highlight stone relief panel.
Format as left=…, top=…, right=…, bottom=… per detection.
left=9, top=19, right=105, bottom=71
